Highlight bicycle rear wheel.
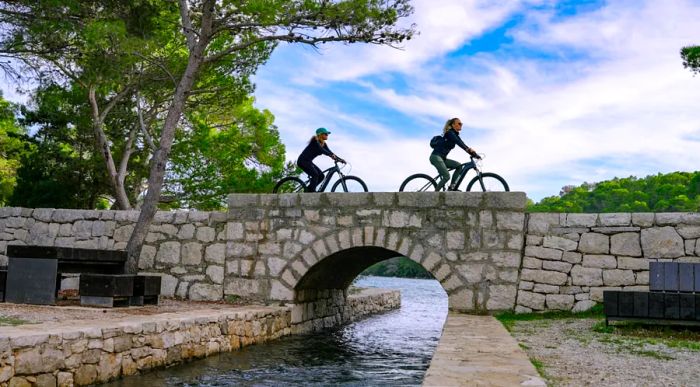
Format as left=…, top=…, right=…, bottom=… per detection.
left=466, top=173, right=509, bottom=192
left=273, top=177, right=306, bottom=193
left=399, top=174, right=438, bottom=192
left=331, top=176, right=368, bottom=192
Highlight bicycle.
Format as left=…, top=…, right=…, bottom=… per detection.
left=399, top=154, right=509, bottom=192
left=273, top=159, right=369, bottom=193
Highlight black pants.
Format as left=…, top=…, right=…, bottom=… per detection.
left=297, top=159, right=324, bottom=192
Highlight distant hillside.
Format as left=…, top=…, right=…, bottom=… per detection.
left=528, top=171, right=700, bottom=213
left=360, top=256, right=433, bottom=279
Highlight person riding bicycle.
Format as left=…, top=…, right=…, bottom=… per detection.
left=430, top=117, right=481, bottom=191
left=297, top=127, right=345, bottom=192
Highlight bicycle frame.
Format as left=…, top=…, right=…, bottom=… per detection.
left=302, top=161, right=345, bottom=192
left=435, top=156, right=480, bottom=191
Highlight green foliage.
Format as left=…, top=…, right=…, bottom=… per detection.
left=166, top=98, right=287, bottom=209
left=8, top=84, right=127, bottom=209
left=528, top=172, right=700, bottom=213
left=681, top=45, right=700, bottom=75
left=361, top=256, right=433, bottom=279
left=0, top=316, right=30, bottom=326
left=0, top=96, right=32, bottom=206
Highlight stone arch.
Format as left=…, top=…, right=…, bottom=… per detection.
left=268, top=226, right=474, bottom=311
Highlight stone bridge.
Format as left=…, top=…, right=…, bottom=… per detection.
left=4, top=193, right=696, bottom=319
left=226, top=192, right=526, bottom=312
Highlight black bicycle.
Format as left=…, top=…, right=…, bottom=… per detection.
left=399, top=154, right=509, bottom=192
left=273, top=160, right=368, bottom=193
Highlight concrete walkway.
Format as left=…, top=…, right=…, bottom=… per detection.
left=423, top=313, right=546, bottom=387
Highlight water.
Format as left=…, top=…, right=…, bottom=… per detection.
left=106, top=276, right=448, bottom=386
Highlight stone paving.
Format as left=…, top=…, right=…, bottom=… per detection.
left=423, top=313, right=546, bottom=387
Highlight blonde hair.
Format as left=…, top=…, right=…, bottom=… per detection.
left=443, top=117, right=460, bottom=134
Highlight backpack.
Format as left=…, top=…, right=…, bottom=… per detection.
left=429, top=134, right=445, bottom=149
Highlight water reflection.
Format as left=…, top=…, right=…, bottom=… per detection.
left=105, top=276, right=448, bottom=387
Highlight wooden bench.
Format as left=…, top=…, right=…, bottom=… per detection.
left=79, top=273, right=161, bottom=307
left=4, top=245, right=127, bottom=305
left=604, top=262, right=700, bottom=326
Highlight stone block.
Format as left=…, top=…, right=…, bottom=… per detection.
left=603, top=269, right=636, bottom=286
left=520, top=269, right=567, bottom=285
left=522, top=257, right=542, bottom=269
left=518, top=281, right=534, bottom=290
left=617, top=256, right=649, bottom=270
left=486, top=284, right=517, bottom=310
left=599, top=213, right=631, bottom=226
left=447, top=288, right=474, bottom=311
left=566, top=213, right=597, bottom=227
left=495, top=212, right=525, bottom=231
left=582, top=254, right=616, bottom=269
left=677, top=225, right=700, bottom=239
left=572, top=300, right=597, bottom=312
left=517, top=290, right=545, bottom=310
left=546, top=294, right=574, bottom=310
left=155, top=241, right=181, bottom=264
left=527, top=213, right=559, bottom=235
left=542, top=235, right=578, bottom=251
left=641, top=227, right=684, bottom=258
left=578, top=232, right=609, bottom=254
left=483, top=192, right=527, bottom=210
left=610, top=232, right=641, bottom=256
left=571, top=265, right=603, bottom=286
left=631, top=213, right=654, bottom=227
left=189, top=283, right=222, bottom=301
left=524, top=245, right=562, bottom=261
left=533, top=283, right=559, bottom=293
left=655, top=213, right=684, bottom=225
left=542, top=260, right=572, bottom=273
left=562, top=251, right=582, bottom=264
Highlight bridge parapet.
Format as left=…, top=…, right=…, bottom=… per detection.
left=225, top=192, right=527, bottom=312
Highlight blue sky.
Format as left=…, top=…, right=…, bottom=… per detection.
left=252, top=0, right=700, bottom=201
left=1, top=1, right=698, bottom=202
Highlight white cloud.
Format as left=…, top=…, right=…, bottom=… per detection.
left=253, top=0, right=700, bottom=199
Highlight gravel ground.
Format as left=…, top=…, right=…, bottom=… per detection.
left=509, top=318, right=700, bottom=387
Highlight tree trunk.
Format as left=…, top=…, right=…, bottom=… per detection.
left=125, top=45, right=206, bottom=273
left=88, top=86, right=132, bottom=210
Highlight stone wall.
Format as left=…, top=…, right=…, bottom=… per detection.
left=0, top=207, right=227, bottom=301
left=0, top=289, right=399, bottom=387
left=517, top=212, right=700, bottom=313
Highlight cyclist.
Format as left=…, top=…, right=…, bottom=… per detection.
left=430, top=117, right=481, bottom=191
left=297, top=127, right=345, bottom=192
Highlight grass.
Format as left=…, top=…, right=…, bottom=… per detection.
left=530, top=358, right=547, bottom=378
left=495, top=304, right=605, bottom=332
left=593, top=320, right=700, bottom=353
left=0, top=316, right=30, bottom=326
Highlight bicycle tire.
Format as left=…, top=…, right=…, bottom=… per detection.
left=466, top=172, right=509, bottom=192
left=331, top=176, right=368, bottom=192
left=399, top=174, right=438, bottom=192
left=273, top=176, right=306, bottom=193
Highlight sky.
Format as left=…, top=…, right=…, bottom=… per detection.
left=251, top=0, right=700, bottom=201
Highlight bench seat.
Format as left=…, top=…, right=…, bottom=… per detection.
left=604, top=262, right=700, bottom=326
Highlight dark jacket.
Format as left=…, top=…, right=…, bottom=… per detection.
left=431, top=129, right=469, bottom=158
left=298, top=138, right=334, bottom=163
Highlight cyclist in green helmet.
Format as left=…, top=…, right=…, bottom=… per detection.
left=297, top=127, right=345, bottom=192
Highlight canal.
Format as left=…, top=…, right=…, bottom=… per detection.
left=105, top=276, right=448, bottom=386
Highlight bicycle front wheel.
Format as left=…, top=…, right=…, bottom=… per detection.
left=399, top=174, right=438, bottom=192
left=466, top=173, right=509, bottom=192
left=273, top=177, right=306, bottom=193
left=331, top=176, right=368, bottom=192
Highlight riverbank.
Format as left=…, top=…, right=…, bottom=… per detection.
left=0, top=288, right=400, bottom=386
